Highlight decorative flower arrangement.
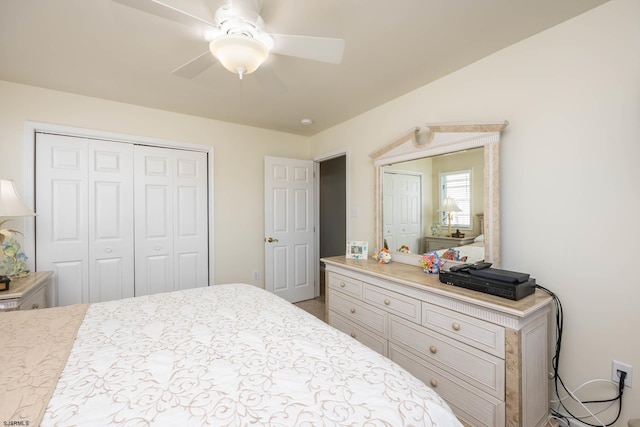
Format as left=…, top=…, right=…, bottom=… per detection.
left=440, top=247, right=461, bottom=261
left=420, top=251, right=443, bottom=274
left=373, top=247, right=392, bottom=264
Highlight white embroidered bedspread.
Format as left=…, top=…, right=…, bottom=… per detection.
left=42, top=284, right=462, bottom=427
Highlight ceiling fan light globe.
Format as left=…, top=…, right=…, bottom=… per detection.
left=209, top=34, right=269, bottom=77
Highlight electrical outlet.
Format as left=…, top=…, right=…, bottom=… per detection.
left=611, top=360, right=633, bottom=388
left=252, top=271, right=260, bottom=281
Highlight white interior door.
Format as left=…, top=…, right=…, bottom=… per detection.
left=383, top=171, right=422, bottom=253
left=36, top=134, right=135, bottom=306
left=134, top=146, right=208, bottom=296
left=36, top=133, right=209, bottom=306
left=264, top=156, right=315, bottom=303
left=88, top=140, right=135, bottom=303
left=36, top=133, right=90, bottom=307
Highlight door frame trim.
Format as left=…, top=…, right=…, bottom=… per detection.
left=313, top=147, right=349, bottom=297
left=22, top=121, right=215, bottom=285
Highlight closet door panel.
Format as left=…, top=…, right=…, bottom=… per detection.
left=36, top=133, right=90, bottom=307
left=174, top=151, right=209, bottom=289
left=52, top=261, right=86, bottom=306
left=88, top=140, right=134, bottom=303
left=134, top=146, right=174, bottom=296
left=142, top=255, right=172, bottom=295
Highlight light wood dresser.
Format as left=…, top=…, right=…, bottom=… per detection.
left=322, top=256, right=552, bottom=427
left=0, top=271, right=53, bottom=312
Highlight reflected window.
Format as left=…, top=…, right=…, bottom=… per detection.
left=440, top=170, right=471, bottom=228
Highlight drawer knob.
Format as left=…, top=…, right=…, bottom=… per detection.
left=383, top=299, right=390, bottom=305
left=32, top=303, right=40, bottom=309
left=350, top=308, right=356, bottom=314
left=340, top=282, right=346, bottom=288
left=429, top=345, right=437, bottom=354
left=351, top=332, right=356, bottom=338
left=430, top=379, right=438, bottom=388
left=452, top=322, right=461, bottom=331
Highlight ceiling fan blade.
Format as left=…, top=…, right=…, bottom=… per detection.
left=270, top=34, right=345, bottom=64
left=113, top=0, right=215, bottom=27
left=171, top=51, right=217, bottom=78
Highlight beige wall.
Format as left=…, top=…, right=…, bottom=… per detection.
left=311, top=0, right=640, bottom=423
left=0, top=81, right=310, bottom=286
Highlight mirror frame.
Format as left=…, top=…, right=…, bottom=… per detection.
left=370, top=121, right=508, bottom=267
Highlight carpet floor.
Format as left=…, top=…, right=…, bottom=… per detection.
left=293, top=296, right=326, bottom=323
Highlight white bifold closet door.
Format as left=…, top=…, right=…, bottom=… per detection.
left=35, top=133, right=208, bottom=307
left=134, top=145, right=209, bottom=296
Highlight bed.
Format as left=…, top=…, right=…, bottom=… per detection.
left=1, top=283, right=462, bottom=427
left=436, top=239, right=485, bottom=264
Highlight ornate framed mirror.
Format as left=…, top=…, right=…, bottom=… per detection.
left=370, top=121, right=508, bottom=267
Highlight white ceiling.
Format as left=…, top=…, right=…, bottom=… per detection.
left=0, top=0, right=608, bottom=136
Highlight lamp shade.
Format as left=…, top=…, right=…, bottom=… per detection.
left=209, top=34, right=269, bottom=78
left=437, top=197, right=462, bottom=213
left=0, top=180, right=35, bottom=217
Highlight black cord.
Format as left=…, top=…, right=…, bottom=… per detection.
left=536, top=285, right=626, bottom=427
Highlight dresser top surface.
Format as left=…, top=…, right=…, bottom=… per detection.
left=322, top=256, right=551, bottom=317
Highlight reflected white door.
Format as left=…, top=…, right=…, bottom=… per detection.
left=383, top=171, right=422, bottom=253
left=134, top=146, right=208, bottom=296
left=264, top=157, right=315, bottom=303
left=36, top=134, right=135, bottom=306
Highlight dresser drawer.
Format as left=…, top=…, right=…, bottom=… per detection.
left=330, top=292, right=387, bottom=336
left=19, top=286, right=47, bottom=310
left=329, top=312, right=387, bottom=356
left=389, top=315, right=504, bottom=398
left=389, top=344, right=505, bottom=427
left=363, top=283, right=421, bottom=324
left=422, top=303, right=505, bottom=358
left=328, top=272, right=362, bottom=299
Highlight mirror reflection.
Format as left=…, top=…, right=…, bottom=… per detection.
left=382, top=147, right=485, bottom=263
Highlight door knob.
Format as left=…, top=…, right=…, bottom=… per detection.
left=265, top=237, right=279, bottom=243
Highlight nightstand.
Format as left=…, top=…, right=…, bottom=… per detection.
left=424, top=235, right=476, bottom=251
left=0, top=271, right=53, bottom=312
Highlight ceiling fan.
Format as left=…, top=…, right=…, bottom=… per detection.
left=113, top=0, right=346, bottom=81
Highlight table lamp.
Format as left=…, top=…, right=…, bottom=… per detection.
left=0, top=179, right=36, bottom=280
left=438, top=197, right=462, bottom=237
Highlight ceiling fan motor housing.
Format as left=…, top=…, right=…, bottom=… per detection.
left=209, top=34, right=269, bottom=78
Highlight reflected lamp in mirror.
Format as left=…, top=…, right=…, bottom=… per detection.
left=438, top=197, right=462, bottom=237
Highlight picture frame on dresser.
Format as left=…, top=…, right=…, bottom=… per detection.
left=0, top=275, right=9, bottom=291
left=346, top=241, right=368, bottom=260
